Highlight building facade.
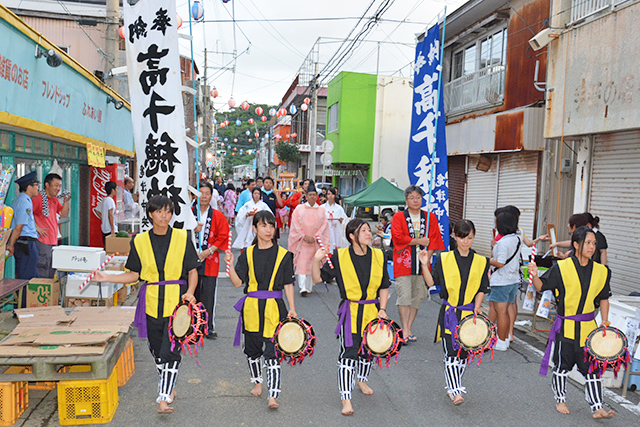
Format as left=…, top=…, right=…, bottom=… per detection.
left=544, top=0, right=640, bottom=295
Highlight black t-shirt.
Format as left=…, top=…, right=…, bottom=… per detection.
left=593, top=230, right=608, bottom=264
left=261, top=191, right=278, bottom=215
left=235, top=244, right=294, bottom=293
left=125, top=228, right=200, bottom=281
left=321, top=247, right=391, bottom=302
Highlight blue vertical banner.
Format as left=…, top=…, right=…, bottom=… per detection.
left=408, top=23, right=450, bottom=250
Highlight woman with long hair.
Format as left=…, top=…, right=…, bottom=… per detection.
left=223, top=183, right=237, bottom=226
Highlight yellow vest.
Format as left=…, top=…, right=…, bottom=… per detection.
left=244, top=245, right=288, bottom=338
left=557, top=258, right=608, bottom=346
left=338, top=247, right=385, bottom=335
left=134, top=228, right=187, bottom=318
left=440, top=251, right=487, bottom=335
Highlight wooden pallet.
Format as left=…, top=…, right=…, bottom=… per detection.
left=0, top=331, right=129, bottom=381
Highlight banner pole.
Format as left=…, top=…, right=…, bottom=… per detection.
left=426, top=7, right=447, bottom=236
left=187, top=0, right=201, bottom=222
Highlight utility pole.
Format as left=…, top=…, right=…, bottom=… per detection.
left=105, top=0, right=119, bottom=92
left=308, top=65, right=318, bottom=181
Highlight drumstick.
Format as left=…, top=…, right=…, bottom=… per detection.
left=79, top=255, right=114, bottom=290
left=315, top=234, right=333, bottom=268
left=226, top=232, right=232, bottom=275
left=528, top=243, right=536, bottom=290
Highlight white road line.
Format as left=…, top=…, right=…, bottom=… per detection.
left=513, top=335, right=640, bottom=416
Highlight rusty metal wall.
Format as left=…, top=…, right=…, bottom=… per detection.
left=448, top=155, right=466, bottom=225
left=494, top=110, right=524, bottom=150
left=503, top=0, right=549, bottom=110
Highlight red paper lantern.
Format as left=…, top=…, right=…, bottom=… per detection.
left=304, top=97, right=310, bottom=104
left=214, top=136, right=218, bottom=141
left=224, top=120, right=229, bottom=126
left=248, top=138, right=253, bottom=142
left=232, top=152, right=235, bottom=156
left=248, top=118, right=254, bottom=124
left=261, top=116, right=267, bottom=122
left=291, top=132, right=297, bottom=138
left=241, top=101, right=249, bottom=110
left=118, top=26, right=125, bottom=39
left=286, top=134, right=290, bottom=139
left=301, top=103, right=308, bottom=112
left=255, top=132, right=259, bottom=137
left=210, top=87, right=219, bottom=98
left=279, top=108, right=287, bottom=116
left=255, top=106, right=263, bottom=115
left=234, top=138, right=238, bottom=143
left=177, top=14, right=183, bottom=29
left=220, top=122, right=226, bottom=128
left=228, top=97, right=236, bottom=108
left=233, top=147, right=237, bottom=151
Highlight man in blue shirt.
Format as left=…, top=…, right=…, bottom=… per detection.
left=234, top=178, right=255, bottom=213
left=7, top=171, right=41, bottom=281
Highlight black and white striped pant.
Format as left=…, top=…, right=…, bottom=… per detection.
left=154, top=361, right=180, bottom=403
left=442, top=333, right=467, bottom=396
left=337, top=325, right=372, bottom=400
left=244, top=334, right=281, bottom=399
left=552, top=339, right=603, bottom=412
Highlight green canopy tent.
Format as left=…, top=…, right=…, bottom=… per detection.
left=343, top=177, right=405, bottom=218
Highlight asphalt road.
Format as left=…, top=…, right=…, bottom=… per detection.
left=16, top=230, right=640, bottom=426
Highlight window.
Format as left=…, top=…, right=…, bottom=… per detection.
left=451, top=26, right=507, bottom=79
left=328, top=103, right=339, bottom=133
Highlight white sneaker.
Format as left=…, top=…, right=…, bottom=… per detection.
left=494, top=338, right=509, bottom=351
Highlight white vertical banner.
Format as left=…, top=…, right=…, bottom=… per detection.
left=124, top=0, right=195, bottom=230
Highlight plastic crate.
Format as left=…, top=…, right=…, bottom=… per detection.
left=12, top=366, right=57, bottom=391
left=0, top=368, right=29, bottom=426
left=57, top=368, right=118, bottom=425
left=115, top=338, right=134, bottom=387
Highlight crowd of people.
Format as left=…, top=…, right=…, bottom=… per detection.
left=28, top=168, right=606, bottom=419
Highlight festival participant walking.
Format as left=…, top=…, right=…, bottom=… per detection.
left=235, top=179, right=255, bottom=214
left=233, top=188, right=270, bottom=249
left=223, top=183, right=237, bottom=226
left=312, top=219, right=390, bottom=416
left=420, top=219, right=490, bottom=406
left=192, top=182, right=230, bottom=339
left=322, top=188, right=347, bottom=252
left=261, top=177, right=284, bottom=241
left=93, top=195, right=199, bottom=414
left=391, top=185, right=444, bottom=342
left=529, top=226, right=614, bottom=419
left=288, top=182, right=329, bottom=296
left=225, top=211, right=296, bottom=410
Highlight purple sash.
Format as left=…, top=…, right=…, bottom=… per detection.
left=335, top=298, right=380, bottom=347
left=134, top=280, right=187, bottom=338
left=443, top=300, right=475, bottom=350
left=539, top=311, right=595, bottom=375
left=233, top=290, right=284, bottom=347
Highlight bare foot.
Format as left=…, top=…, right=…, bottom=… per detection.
left=341, top=400, right=354, bottom=416
left=593, top=409, right=615, bottom=419
left=357, top=381, right=374, bottom=395
left=251, top=383, right=262, bottom=396
left=448, top=392, right=464, bottom=405
left=157, top=401, right=174, bottom=414
left=268, top=397, right=279, bottom=409
left=556, top=402, right=570, bottom=414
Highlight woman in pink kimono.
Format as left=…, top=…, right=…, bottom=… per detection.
left=223, top=183, right=237, bottom=226
left=288, top=182, right=329, bottom=296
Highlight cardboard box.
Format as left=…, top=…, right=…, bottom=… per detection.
left=105, top=235, right=132, bottom=255
left=52, top=246, right=106, bottom=272
left=26, top=278, right=60, bottom=308
left=64, top=272, right=123, bottom=299
left=65, top=295, right=114, bottom=308
left=116, top=287, right=128, bottom=304
left=0, top=229, right=11, bottom=278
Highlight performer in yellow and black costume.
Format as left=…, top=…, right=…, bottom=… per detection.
left=226, top=210, right=296, bottom=410
left=312, top=218, right=390, bottom=416
left=93, top=195, right=199, bottom=414
left=530, top=226, right=614, bottom=419
left=421, top=219, right=489, bottom=406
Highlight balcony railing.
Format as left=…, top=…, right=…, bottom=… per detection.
left=571, top=0, right=633, bottom=23
left=443, top=64, right=505, bottom=115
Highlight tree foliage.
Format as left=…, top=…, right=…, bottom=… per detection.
left=275, top=140, right=300, bottom=164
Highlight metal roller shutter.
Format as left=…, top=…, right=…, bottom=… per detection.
left=448, top=155, right=466, bottom=225
left=465, top=155, right=498, bottom=256
left=497, top=151, right=540, bottom=239
left=589, top=131, right=640, bottom=297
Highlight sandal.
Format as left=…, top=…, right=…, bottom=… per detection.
left=406, top=335, right=417, bottom=342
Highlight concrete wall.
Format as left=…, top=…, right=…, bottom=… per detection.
left=545, top=3, right=640, bottom=138
left=371, top=76, right=412, bottom=189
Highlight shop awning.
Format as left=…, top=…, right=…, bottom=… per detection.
left=343, top=177, right=405, bottom=207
